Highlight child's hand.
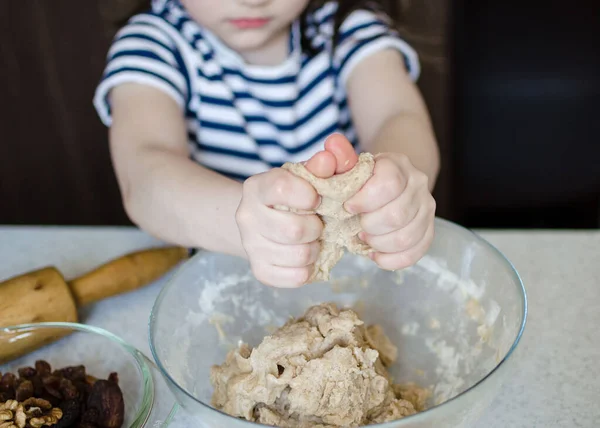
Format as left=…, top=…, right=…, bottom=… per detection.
left=345, top=153, right=436, bottom=270
left=236, top=134, right=358, bottom=288
left=236, top=169, right=323, bottom=287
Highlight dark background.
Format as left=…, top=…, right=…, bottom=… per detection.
left=0, top=0, right=598, bottom=228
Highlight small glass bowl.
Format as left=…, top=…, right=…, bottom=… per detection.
left=0, top=322, right=177, bottom=427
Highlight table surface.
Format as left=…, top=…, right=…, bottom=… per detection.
left=0, top=225, right=598, bottom=427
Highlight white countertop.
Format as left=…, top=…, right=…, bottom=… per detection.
left=0, top=225, right=598, bottom=427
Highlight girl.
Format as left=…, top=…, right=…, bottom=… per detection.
left=93, top=0, right=440, bottom=288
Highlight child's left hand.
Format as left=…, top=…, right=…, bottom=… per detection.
left=344, top=152, right=436, bottom=270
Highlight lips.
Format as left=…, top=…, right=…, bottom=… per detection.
left=229, top=18, right=271, bottom=29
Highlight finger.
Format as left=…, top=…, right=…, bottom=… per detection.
left=251, top=262, right=313, bottom=288
left=324, top=133, right=359, bottom=173
left=362, top=207, right=430, bottom=253
left=345, top=157, right=407, bottom=215
left=256, top=168, right=319, bottom=210
left=258, top=240, right=320, bottom=268
left=259, top=208, right=324, bottom=244
left=304, top=150, right=337, bottom=178
left=372, top=223, right=435, bottom=271
left=360, top=189, right=419, bottom=236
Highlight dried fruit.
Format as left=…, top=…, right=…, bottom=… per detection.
left=0, top=373, right=16, bottom=391
left=17, top=367, right=36, bottom=379
left=87, top=380, right=124, bottom=428
left=0, top=361, right=124, bottom=427
left=31, top=375, right=45, bottom=398
left=14, top=380, right=33, bottom=402
left=55, top=399, right=79, bottom=428
left=42, top=375, right=62, bottom=400
left=59, top=379, right=78, bottom=401
left=107, top=373, right=118, bottom=385
left=80, top=407, right=99, bottom=424
left=59, top=366, right=85, bottom=383
left=34, top=361, right=51, bottom=377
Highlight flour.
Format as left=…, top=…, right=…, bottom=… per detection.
left=187, top=273, right=252, bottom=326
left=413, top=255, right=486, bottom=301
left=429, top=318, right=441, bottom=330
left=394, top=270, right=406, bottom=285
left=209, top=313, right=235, bottom=344
left=401, top=322, right=420, bottom=336
left=425, top=338, right=465, bottom=405
left=406, top=253, right=506, bottom=405
left=330, top=276, right=371, bottom=294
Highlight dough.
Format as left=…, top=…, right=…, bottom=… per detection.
left=279, top=152, right=375, bottom=282
left=210, top=303, right=429, bottom=427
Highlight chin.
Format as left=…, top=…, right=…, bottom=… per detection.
left=225, top=33, right=275, bottom=54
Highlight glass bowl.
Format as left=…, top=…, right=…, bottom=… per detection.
left=0, top=323, right=177, bottom=427
left=149, top=218, right=528, bottom=428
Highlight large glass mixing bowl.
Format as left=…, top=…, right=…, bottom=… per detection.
left=150, top=218, right=527, bottom=427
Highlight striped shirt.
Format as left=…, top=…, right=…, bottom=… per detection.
left=93, top=0, right=420, bottom=181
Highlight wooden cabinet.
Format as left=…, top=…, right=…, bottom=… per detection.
left=396, top=0, right=454, bottom=220
left=0, top=1, right=128, bottom=225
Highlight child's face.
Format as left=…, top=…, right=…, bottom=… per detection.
left=181, top=0, right=310, bottom=62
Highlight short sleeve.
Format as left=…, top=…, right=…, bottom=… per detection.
left=333, top=9, right=421, bottom=87
left=93, top=14, right=190, bottom=127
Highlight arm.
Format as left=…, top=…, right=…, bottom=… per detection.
left=108, top=83, right=246, bottom=257
left=343, top=48, right=438, bottom=270
left=346, top=49, right=440, bottom=190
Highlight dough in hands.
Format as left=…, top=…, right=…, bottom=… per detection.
left=210, top=303, right=429, bottom=427
left=279, top=152, right=376, bottom=282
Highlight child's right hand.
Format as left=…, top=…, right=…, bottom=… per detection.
left=235, top=168, right=323, bottom=287
left=236, top=134, right=358, bottom=288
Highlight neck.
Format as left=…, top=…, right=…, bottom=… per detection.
left=239, top=27, right=291, bottom=66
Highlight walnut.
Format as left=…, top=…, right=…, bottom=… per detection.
left=29, top=408, right=62, bottom=427
left=0, top=400, right=18, bottom=411
left=0, top=401, right=25, bottom=428
left=0, top=410, right=13, bottom=421
left=0, top=399, right=62, bottom=428
left=21, top=398, right=51, bottom=411
left=13, top=405, right=25, bottom=428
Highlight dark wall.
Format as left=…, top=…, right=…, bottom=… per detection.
left=453, top=0, right=600, bottom=228
left=0, top=1, right=128, bottom=225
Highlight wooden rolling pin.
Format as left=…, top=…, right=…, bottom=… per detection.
left=0, top=246, right=189, bottom=363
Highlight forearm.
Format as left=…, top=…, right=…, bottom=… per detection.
left=368, top=112, right=440, bottom=191
left=345, top=49, right=441, bottom=191
left=121, top=146, right=246, bottom=258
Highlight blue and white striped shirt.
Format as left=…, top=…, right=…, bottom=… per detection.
left=94, top=0, right=420, bottom=181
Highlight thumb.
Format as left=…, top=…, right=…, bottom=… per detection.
left=304, top=150, right=337, bottom=178
left=303, top=133, right=359, bottom=178
left=324, top=133, right=359, bottom=174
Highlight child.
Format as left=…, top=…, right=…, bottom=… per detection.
left=93, top=0, right=440, bottom=288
